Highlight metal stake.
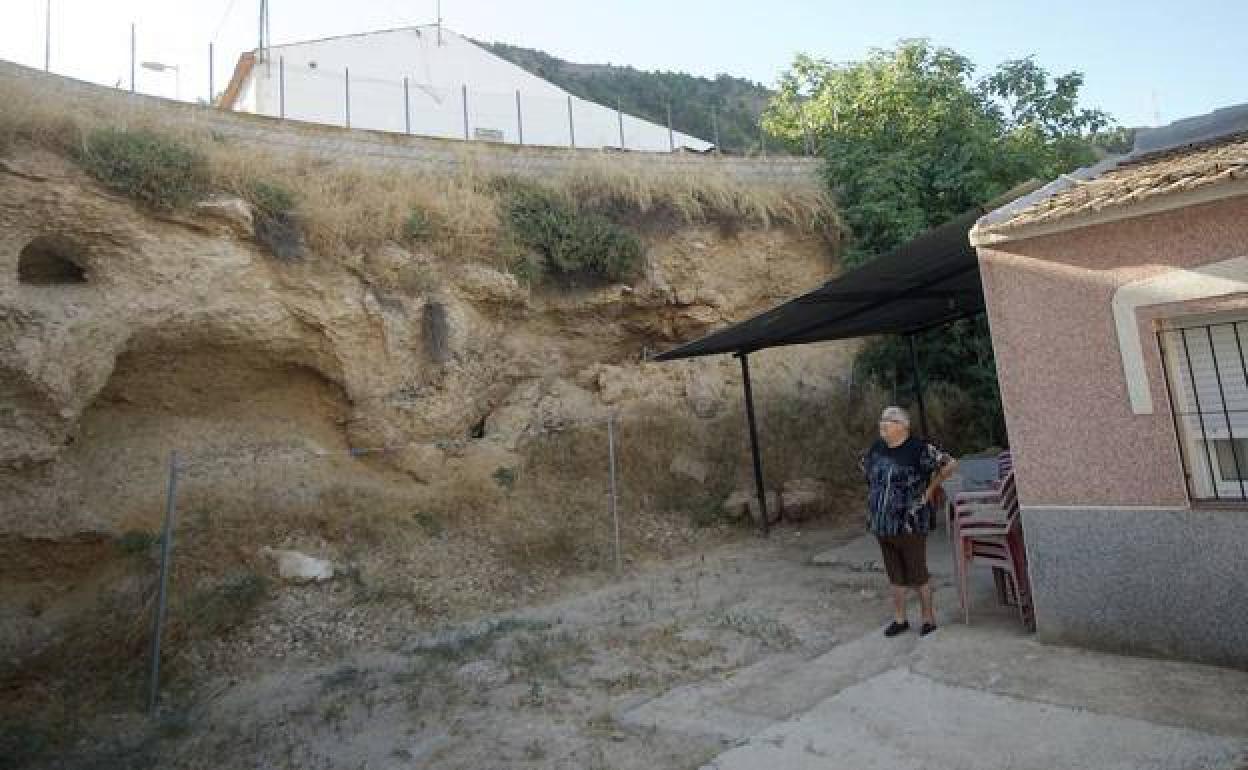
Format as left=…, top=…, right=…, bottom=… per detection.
left=147, top=451, right=179, bottom=714
left=278, top=56, right=285, bottom=118
left=736, top=353, right=770, bottom=536
left=908, top=334, right=930, bottom=439
left=344, top=67, right=351, bottom=127
left=711, top=106, right=720, bottom=154
left=667, top=103, right=674, bottom=151
left=607, top=416, right=622, bottom=575
left=404, top=77, right=411, bottom=134
left=208, top=42, right=214, bottom=104
left=567, top=95, right=575, bottom=148
left=130, top=23, right=135, bottom=92
left=515, top=89, right=523, bottom=144
left=462, top=84, right=469, bottom=140
left=44, top=0, right=51, bottom=71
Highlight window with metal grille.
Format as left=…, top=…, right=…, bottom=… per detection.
left=1158, top=317, right=1248, bottom=502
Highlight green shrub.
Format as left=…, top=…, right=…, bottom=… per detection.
left=403, top=207, right=433, bottom=242
left=76, top=127, right=208, bottom=210
left=500, top=182, right=642, bottom=285
left=244, top=180, right=305, bottom=261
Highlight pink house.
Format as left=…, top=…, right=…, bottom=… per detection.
left=971, top=108, right=1248, bottom=667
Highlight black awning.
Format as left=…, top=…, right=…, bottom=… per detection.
left=653, top=185, right=1038, bottom=362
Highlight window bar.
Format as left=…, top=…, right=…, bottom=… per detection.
left=1180, top=327, right=1220, bottom=500
left=1158, top=330, right=1195, bottom=500
left=1205, top=325, right=1246, bottom=499
left=1232, top=322, right=1248, bottom=492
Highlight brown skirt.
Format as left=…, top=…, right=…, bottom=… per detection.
left=875, top=533, right=930, bottom=587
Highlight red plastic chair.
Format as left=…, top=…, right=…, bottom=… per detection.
left=951, top=472, right=1034, bottom=630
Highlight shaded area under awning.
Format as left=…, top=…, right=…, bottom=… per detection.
left=651, top=183, right=1039, bottom=537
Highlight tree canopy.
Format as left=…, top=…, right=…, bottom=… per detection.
left=763, top=40, right=1116, bottom=448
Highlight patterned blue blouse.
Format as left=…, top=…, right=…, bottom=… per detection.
left=860, top=437, right=954, bottom=536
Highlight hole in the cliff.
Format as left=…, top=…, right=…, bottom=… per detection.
left=469, top=417, right=486, bottom=439
left=18, top=235, right=89, bottom=285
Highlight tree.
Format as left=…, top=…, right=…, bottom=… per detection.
left=765, top=41, right=1115, bottom=448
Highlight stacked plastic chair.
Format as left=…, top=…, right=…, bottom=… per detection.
left=949, top=464, right=1034, bottom=630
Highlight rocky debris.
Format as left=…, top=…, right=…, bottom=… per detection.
left=781, top=478, right=834, bottom=521
left=193, top=196, right=254, bottom=236
left=260, top=547, right=335, bottom=583
left=669, top=454, right=710, bottom=484
left=455, top=659, right=511, bottom=688
left=722, top=488, right=781, bottom=525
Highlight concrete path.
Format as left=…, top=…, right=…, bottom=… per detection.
left=620, top=530, right=1248, bottom=769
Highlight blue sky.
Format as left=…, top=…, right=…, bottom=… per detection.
left=1, top=0, right=1243, bottom=127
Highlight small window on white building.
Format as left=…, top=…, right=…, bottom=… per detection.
left=1159, top=315, right=1248, bottom=501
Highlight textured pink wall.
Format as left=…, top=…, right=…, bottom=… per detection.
left=979, top=195, right=1248, bottom=506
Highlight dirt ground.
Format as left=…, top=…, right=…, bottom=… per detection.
left=29, top=519, right=888, bottom=770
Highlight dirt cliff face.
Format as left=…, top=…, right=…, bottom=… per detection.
left=0, top=146, right=850, bottom=540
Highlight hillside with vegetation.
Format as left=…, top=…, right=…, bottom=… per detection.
left=476, top=39, right=775, bottom=153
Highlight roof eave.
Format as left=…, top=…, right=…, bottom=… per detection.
left=970, top=176, right=1248, bottom=248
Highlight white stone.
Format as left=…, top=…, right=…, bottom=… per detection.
left=259, top=547, right=335, bottom=582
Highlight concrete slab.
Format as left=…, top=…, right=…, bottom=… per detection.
left=703, top=668, right=1246, bottom=770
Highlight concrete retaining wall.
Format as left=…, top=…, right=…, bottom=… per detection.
left=0, top=59, right=820, bottom=183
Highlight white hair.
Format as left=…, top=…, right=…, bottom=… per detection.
left=880, top=406, right=911, bottom=427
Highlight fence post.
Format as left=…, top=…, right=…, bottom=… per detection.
left=667, top=103, right=675, bottom=152
left=567, top=95, right=575, bottom=148
left=129, top=22, right=135, bottom=93
left=617, top=97, right=625, bottom=149
left=711, top=105, right=720, bottom=154
left=208, top=42, right=213, bottom=104
left=759, top=116, right=767, bottom=157
left=344, top=66, right=350, bottom=128
left=404, top=77, right=411, bottom=134
left=607, top=416, right=622, bottom=575
left=147, top=451, right=179, bottom=714
left=515, top=89, right=523, bottom=144
left=462, top=84, right=469, bottom=140
left=278, top=56, right=285, bottom=118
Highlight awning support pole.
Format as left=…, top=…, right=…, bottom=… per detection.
left=908, top=333, right=930, bottom=439
left=736, top=352, right=770, bottom=536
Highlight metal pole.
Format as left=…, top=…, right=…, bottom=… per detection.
left=711, top=105, right=720, bottom=154
left=908, top=334, right=930, bottom=439
left=278, top=56, right=285, bottom=118
left=758, top=116, right=766, bottom=157
left=803, top=112, right=815, bottom=156
left=567, top=95, right=575, bottom=148
left=130, top=23, right=135, bottom=93
left=515, top=89, right=523, bottom=144
left=208, top=43, right=214, bottom=104
left=462, top=84, right=469, bottom=140
left=404, top=77, right=411, bottom=134
left=607, top=416, right=622, bottom=575
left=617, top=96, right=625, bottom=149
left=736, top=353, right=770, bottom=536
left=147, top=451, right=179, bottom=714
left=344, top=67, right=350, bottom=128
left=667, top=103, right=674, bottom=151
left=44, top=0, right=51, bottom=71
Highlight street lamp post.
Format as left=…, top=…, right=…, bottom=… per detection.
left=141, top=61, right=180, bottom=100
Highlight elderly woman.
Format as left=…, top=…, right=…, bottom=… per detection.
left=860, top=406, right=956, bottom=637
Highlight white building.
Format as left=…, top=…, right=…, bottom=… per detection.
left=219, top=25, right=713, bottom=152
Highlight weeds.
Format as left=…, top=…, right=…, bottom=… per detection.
left=499, top=179, right=643, bottom=284
left=712, top=610, right=800, bottom=650
left=76, top=127, right=209, bottom=210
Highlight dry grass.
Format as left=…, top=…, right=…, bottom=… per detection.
left=0, top=73, right=838, bottom=267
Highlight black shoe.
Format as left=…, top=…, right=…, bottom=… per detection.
left=884, top=621, right=910, bottom=637
left=920, top=622, right=937, bottom=636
